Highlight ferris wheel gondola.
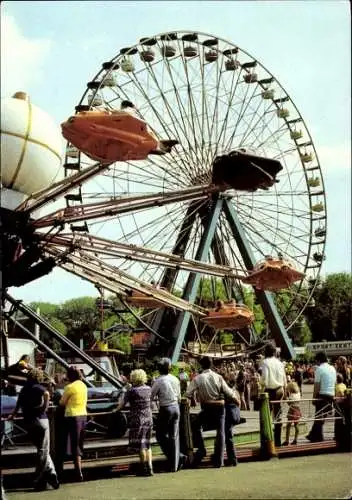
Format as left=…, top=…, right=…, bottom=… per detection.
left=1, top=31, right=327, bottom=361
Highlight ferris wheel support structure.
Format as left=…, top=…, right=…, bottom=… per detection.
left=152, top=194, right=294, bottom=362
left=223, top=199, right=294, bottom=359
left=169, top=196, right=224, bottom=363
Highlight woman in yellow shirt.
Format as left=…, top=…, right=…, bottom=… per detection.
left=60, top=366, right=87, bottom=481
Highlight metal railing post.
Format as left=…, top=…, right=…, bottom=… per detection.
left=179, top=398, right=193, bottom=463
left=259, top=392, right=277, bottom=459
left=48, top=406, right=57, bottom=463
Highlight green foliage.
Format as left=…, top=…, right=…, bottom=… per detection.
left=26, top=272, right=350, bottom=355
left=109, top=333, right=132, bottom=354
left=29, top=302, right=67, bottom=348
left=29, top=295, right=140, bottom=349
left=57, top=296, right=98, bottom=346
left=47, top=317, right=67, bottom=336
left=305, top=272, right=352, bottom=341
left=219, top=332, right=233, bottom=344
left=30, top=301, right=60, bottom=318
left=242, top=287, right=265, bottom=336
left=289, top=319, right=312, bottom=346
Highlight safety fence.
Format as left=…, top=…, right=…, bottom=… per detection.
left=1, top=391, right=351, bottom=472
left=258, top=390, right=352, bottom=458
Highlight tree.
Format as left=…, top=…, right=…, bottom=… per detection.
left=305, top=273, right=352, bottom=341
left=57, top=296, right=102, bottom=347
left=109, top=332, right=132, bottom=354
left=29, top=301, right=67, bottom=350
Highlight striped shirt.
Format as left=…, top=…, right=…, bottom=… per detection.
left=151, top=374, right=181, bottom=407
left=186, top=369, right=235, bottom=403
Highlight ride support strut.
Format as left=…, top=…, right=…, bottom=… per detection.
left=223, top=199, right=295, bottom=359
left=169, top=196, right=224, bottom=363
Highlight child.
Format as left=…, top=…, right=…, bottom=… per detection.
left=335, top=373, right=347, bottom=397
left=283, top=381, right=302, bottom=446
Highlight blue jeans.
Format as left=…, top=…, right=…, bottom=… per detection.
left=308, top=395, right=334, bottom=441
left=156, top=404, right=180, bottom=472
left=28, top=418, right=56, bottom=484
left=193, top=404, right=225, bottom=467
left=225, top=404, right=240, bottom=464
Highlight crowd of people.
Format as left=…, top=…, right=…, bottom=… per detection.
left=4, top=349, right=351, bottom=492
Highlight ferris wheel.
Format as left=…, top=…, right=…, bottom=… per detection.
left=5, top=31, right=327, bottom=361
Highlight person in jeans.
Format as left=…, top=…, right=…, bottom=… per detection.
left=306, top=351, right=336, bottom=442
left=186, top=356, right=237, bottom=468
left=8, top=368, right=59, bottom=491
left=151, top=358, right=182, bottom=472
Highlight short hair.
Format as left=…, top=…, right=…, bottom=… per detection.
left=338, top=356, right=347, bottom=365
left=121, top=100, right=134, bottom=109
left=287, top=381, right=300, bottom=394
left=19, top=354, right=30, bottom=362
left=121, top=363, right=133, bottom=377
left=27, top=368, right=44, bottom=383
left=264, top=343, right=276, bottom=358
left=159, top=357, right=171, bottom=375
left=315, top=351, right=328, bottom=364
left=200, top=357, right=212, bottom=370
left=336, top=373, right=344, bottom=384
left=67, top=365, right=83, bottom=382
left=130, top=369, right=147, bottom=386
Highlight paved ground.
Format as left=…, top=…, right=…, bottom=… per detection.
left=5, top=454, right=352, bottom=499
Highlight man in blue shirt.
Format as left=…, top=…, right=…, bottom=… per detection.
left=8, top=368, right=59, bottom=490
left=306, top=351, right=336, bottom=442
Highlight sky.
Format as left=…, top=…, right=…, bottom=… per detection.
left=1, top=0, right=351, bottom=304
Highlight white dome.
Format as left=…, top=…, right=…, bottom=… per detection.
left=1, top=92, right=63, bottom=200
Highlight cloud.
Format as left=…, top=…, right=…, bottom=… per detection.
left=317, top=144, right=351, bottom=174
left=0, top=14, right=52, bottom=97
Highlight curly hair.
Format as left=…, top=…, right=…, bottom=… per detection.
left=130, top=369, right=147, bottom=386
left=28, top=368, right=44, bottom=383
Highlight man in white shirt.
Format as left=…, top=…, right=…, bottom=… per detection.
left=306, top=351, right=337, bottom=442
left=260, top=343, right=287, bottom=447
left=151, top=358, right=181, bottom=472
left=186, top=357, right=237, bottom=468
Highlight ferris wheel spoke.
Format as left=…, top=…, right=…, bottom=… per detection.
left=222, top=75, right=260, bottom=152
left=239, top=208, right=309, bottom=264
left=242, top=108, right=286, bottom=152
left=127, top=73, right=192, bottom=176
left=239, top=196, right=311, bottom=219
left=115, top=157, right=184, bottom=187
left=213, top=63, right=242, bottom=158
left=253, top=121, right=288, bottom=152
left=175, top=41, right=207, bottom=172
left=238, top=205, right=310, bottom=247
left=236, top=94, right=277, bottom=149
left=137, top=57, right=203, bottom=173
left=218, top=217, right=249, bottom=273
left=114, top=202, right=198, bottom=257
left=159, top=48, right=205, bottom=173
left=202, top=53, right=224, bottom=167
left=198, top=52, right=213, bottom=165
